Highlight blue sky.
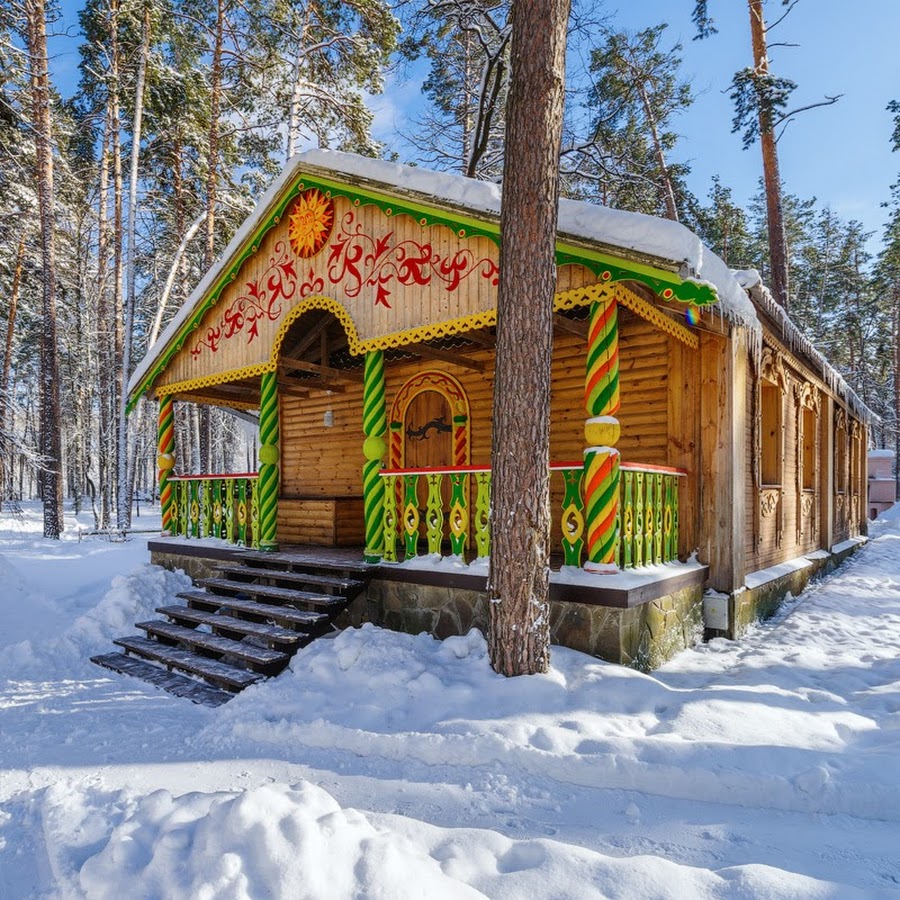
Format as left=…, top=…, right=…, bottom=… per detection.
left=50, top=0, right=900, bottom=252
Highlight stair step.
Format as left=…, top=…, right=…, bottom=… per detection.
left=113, top=636, right=263, bottom=691
left=156, top=605, right=308, bottom=649
left=235, top=550, right=371, bottom=574
left=216, top=564, right=364, bottom=594
left=91, top=652, right=234, bottom=707
left=198, top=578, right=349, bottom=609
left=176, top=590, right=332, bottom=629
left=136, top=620, right=291, bottom=671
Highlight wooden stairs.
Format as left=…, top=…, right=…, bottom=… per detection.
left=92, top=553, right=369, bottom=706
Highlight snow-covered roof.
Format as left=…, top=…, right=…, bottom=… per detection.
left=128, top=150, right=759, bottom=400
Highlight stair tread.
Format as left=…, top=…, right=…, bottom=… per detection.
left=177, top=590, right=331, bottom=627
left=216, top=564, right=364, bottom=592
left=235, top=551, right=371, bottom=574
left=91, top=653, right=234, bottom=707
left=136, top=620, right=290, bottom=666
left=198, top=578, right=348, bottom=608
left=156, top=605, right=306, bottom=645
left=113, top=636, right=263, bottom=689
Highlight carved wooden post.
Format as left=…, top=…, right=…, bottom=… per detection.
left=157, top=394, right=176, bottom=534
left=583, top=291, right=621, bottom=573
left=363, top=350, right=387, bottom=563
left=257, top=371, right=280, bottom=551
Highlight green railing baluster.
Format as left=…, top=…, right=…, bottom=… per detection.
left=623, top=470, right=634, bottom=569
left=633, top=472, right=644, bottom=568
left=225, top=479, right=235, bottom=544
left=212, top=479, right=223, bottom=539
left=382, top=475, right=398, bottom=563
left=426, top=473, right=443, bottom=555
left=237, top=478, right=248, bottom=547
left=654, top=472, right=663, bottom=564
left=643, top=473, right=654, bottom=563
left=250, top=477, right=260, bottom=549
left=672, top=476, right=679, bottom=562
left=403, top=474, right=420, bottom=559
left=189, top=480, right=199, bottom=538
left=663, top=475, right=673, bottom=561
left=474, top=471, right=491, bottom=558
left=449, top=473, right=469, bottom=557
left=560, top=467, right=585, bottom=567
left=202, top=479, right=212, bottom=537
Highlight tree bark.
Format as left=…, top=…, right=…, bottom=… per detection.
left=749, top=0, right=790, bottom=310
left=26, top=0, right=63, bottom=537
left=118, top=3, right=151, bottom=529
left=97, top=101, right=113, bottom=528
left=0, top=236, right=25, bottom=510
left=487, top=0, right=570, bottom=677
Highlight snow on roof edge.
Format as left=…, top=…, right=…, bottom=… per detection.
left=130, top=149, right=761, bottom=398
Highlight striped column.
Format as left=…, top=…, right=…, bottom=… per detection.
left=257, top=370, right=280, bottom=551
left=157, top=395, right=176, bottom=534
left=362, top=350, right=388, bottom=563
left=583, top=292, right=621, bottom=573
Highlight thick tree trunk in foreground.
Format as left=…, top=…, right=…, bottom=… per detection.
left=487, top=0, right=570, bottom=676
left=749, top=0, right=789, bottom=310
left=26, top=0, right=63, bottom=537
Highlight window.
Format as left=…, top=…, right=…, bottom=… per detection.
left=761, top=382, right=783, bottom=486
left=802, top=407, right=816, bottom=491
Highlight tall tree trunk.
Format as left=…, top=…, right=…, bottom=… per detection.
left=487, top=0, right=570, bottom=677
left=636, top=83, right=679, bottom=221
left=118, top=3, right=151, bottom=529
left=749, top=0, right=789, bottom=310
left=109, top=0, right=125, bottom=524
left=26, top=0, right=63, bottom=537
left=97, top=102, right=113, bottom=528
left=0, top=236, right=25, bottom=511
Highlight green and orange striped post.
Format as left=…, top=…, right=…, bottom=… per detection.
left=362, top=350, right=388, bottom=563
left=157, top=395, right=176, bottom=534
left=583, top=291, right=621, bottom=573
left=257, top=370, right=280, bottom=551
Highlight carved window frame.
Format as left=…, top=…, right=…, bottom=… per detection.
left=757, top=347, right=787, bottom=548
left=794, top=381, right=820, bottom=543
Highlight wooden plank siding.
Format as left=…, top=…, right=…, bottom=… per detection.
left=740, top=327, right=867, bottom=578
left=277, top=310, right=683, bottom=547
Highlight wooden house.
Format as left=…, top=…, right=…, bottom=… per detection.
left=117, top=150, right=872, bottom=687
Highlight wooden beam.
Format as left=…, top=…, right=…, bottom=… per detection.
left=553, top=313, right=588, bottom=339
left=283, top=311, right=331, bottom=359
left=280, top=358, right=363, bottom=383
left=460, top=328, right=496, bottom=349
left=408, top=342, right=486, bottom=371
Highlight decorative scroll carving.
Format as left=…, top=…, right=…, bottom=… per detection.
left=761, top=346, right=788, bottom=392
left=760, top=488, right=781, bottom=518
left=801, top=492, right=814, bottom=517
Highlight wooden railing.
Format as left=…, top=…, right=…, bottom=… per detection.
left=167, top=473, right=260, bottom=548
left=379, top=462, right=685, bottom=569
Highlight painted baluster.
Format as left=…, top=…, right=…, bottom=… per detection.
left=403, top=473, right=420, bottom=559
left=225, top=479, right=236, bottom=544
left=213, top=479, right=223, bottom=539
left=426, top=473, right=443, bottom=554
left=202, top=478, right=212, bottom=537
left=633, top=472, right=644, bottom=568
left=672, top=476, right=680, bottom=561
left=474, top=471, right=491, bottom=558
left=622, top=470, right=634, bottom=569
left=382, top=475, right=398, bottom=563
left=560, top=467, right=585, bottom=567
left=250, top=477, right=260, bottom=549
left=362, top=350, right=388, bottom=563
left=654, top=472, right=663, bottom=564
left=179, top=480, right=188, bottom=538
left=663, top=476, right=673, bottom=561
left=157, top=396, right=176, bottom=534
left=257, top=371, right=280, bottom=551
left=643, top=473, right=654, bottom=564
left=189, top=480, right=199, bottom=538
left=449, top=472, right=469, bottom=558
left=169, top=480, right=180, bottom=537
left=583, top=290, right=621, bottom=573
left=237, top=478, right=248, bottom=547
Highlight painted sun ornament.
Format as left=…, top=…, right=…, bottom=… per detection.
left=288, top=188, right=335, bottom=258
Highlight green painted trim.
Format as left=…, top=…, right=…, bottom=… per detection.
left=129, top=169, right=718, bottom=412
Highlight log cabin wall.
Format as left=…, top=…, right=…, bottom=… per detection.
left=742, top=327, right=867, bottom=576
left=276, top=310, right=684, bottom=547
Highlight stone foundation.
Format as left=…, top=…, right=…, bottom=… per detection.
left=366, top=579, right=704, bottom=671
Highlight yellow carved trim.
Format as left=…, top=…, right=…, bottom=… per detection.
left=269, top=296, right=365, bottom=359
left=154, top=361, right=275, bottom=400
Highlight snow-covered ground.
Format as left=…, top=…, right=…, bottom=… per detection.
left=2, top=502, right=900, bottom=898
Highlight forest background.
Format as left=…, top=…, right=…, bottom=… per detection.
left=1, top=0, right=898, bottom=538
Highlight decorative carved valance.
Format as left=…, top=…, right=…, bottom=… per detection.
left=760, top=346, right=788, bottom=392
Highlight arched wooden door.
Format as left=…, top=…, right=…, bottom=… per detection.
left=404, top=390, right=453, bottom=470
